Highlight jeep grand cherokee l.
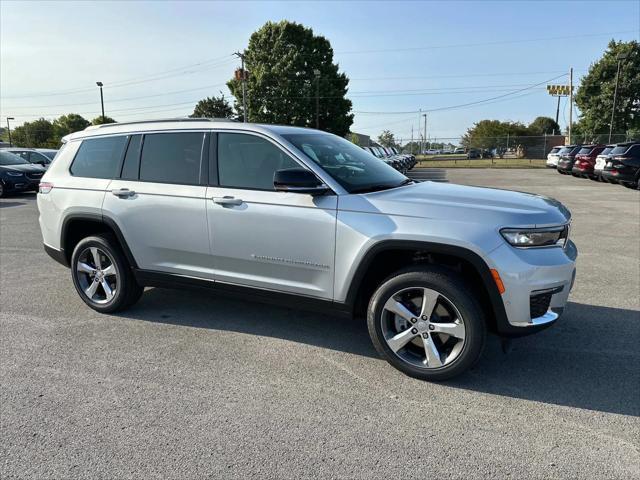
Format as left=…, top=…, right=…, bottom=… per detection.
left=37, top=119, right=577, bottom=381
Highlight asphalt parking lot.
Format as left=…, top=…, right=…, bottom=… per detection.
left=1, top=169, right=639, bottom=479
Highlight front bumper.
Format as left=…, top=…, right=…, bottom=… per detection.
left=487, top=239, right=577, bottom=337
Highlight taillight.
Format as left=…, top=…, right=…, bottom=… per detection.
left=39, top=182, right=53, bottom=194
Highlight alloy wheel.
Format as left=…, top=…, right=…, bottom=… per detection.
left=381, top=287, right=466, bottom=369
left=75, top=247, right=118, bottom=304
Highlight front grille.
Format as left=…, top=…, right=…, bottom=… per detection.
left=530, top=291, right=553, bottom=319
left=26, top=172, right=43, bottom=180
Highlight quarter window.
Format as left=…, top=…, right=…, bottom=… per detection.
left=70, top=136, right=128, bottom=179
left=217, top=133, right=299, bottom=190
left=139, top=132, right=203, bottom=185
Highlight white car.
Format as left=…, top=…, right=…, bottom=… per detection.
left=546, top=147, right=562, bottom=168
left=593, top=145, right=615, bottom=179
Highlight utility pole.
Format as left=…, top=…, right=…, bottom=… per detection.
left=568, top=67, right=573, bottom=145
left=418, top=110, right=422, bottom=154
left=423, top=113, right=427, bottom=152
left=96, top=82, right=105, bottom=120
left=6, top=117, right=14, bottom=147
left=410, top=126, right=414, bottom=155
left=314, top=69, right=321, bottom=129
left=554, top=96, right=561, bottom=127
left=609, top=54, right=628, bottom=143
left=234, top=52, right=247, bottom=122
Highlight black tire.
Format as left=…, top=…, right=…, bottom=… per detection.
left=367, top=267, right=486, bottom=381
left=70, top=233, right=143, bottom=313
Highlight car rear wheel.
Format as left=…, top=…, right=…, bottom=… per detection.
left=367, top=267, right=486, bottom=381
left=71, top=234, right=143, bottom=313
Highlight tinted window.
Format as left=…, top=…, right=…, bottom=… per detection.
left=610, top=144, right=635, bottom=155
left=121, top=135, right=142, bottom=180
left=600, top=147, right=613, bottom=156
left=549, top=147, right=560, bottom=154
left=578, top=147, right=593, bottom=154
left=70, top=136, right=127, bottom=178
left=218, top=133, right=299, bottom=190
left=283, top=133, right=407, bottom=193
left=40, top=151, right=58, bottom=160
left=0, top=151, right=29, bottom=165
left=30, top=152, right=51, bottom=164
left=139, top=132, right=203, bottom=185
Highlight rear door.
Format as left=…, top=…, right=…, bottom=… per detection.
left=102, top=131, right=213, bottom=277
left=206, top=131, right=337, bottom=299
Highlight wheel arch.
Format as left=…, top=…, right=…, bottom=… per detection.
left=345, top=240, right=508, bottom=335
left=60, top=213, right=138, bottom=269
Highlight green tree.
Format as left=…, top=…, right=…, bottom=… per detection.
left=190, top=94, right=234, bottom=119
left=227, top=20, right=353, bottom=136
left=377, top=130, right=398, bottom=148
left=528, top=116, right=561, bottom=135
left=461, top=120, right=529, bottom=149
left=92, top=115, right=117, bottom=125
left=575, top=40, right=640, bottom=139
left=53, top=113, right=90, bottom=139
left=10, top=118, right=57, bottom=148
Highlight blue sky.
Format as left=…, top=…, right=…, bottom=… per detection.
left=1, top=0, right=638, bottom=142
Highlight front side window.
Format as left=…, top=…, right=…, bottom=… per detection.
left=283, top=133, right=407, bottom=193
left=217, top=133, right=299, bottom=190
left=70, top=136, right=127, bottom=179
left=139, top=132, right=203, bottom=185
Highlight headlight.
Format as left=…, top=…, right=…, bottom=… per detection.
left=6, top=171, right=24, bottom=177
left=501, top=225, right=569, bottom=248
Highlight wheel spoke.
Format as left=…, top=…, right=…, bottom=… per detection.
left=384, top=298, right=415, bottom=322
left=430, top=321, right=465, bottom=340
left=422, top=335, right=443, bottom=367
left=387, top=327, right=418, bottom=352
left=85, top=280, right=100, bottom=299
left=101, top=280, right=114, bottom=301
left=90, top=247, right=102, bottom=269
left=419, top=288, right=440, bottom=320
left=101, top=264, right=116, bottom=277
left=77, top=262, right=96, bottom=275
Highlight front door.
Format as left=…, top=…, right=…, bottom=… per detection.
left=206, top=132, right=337, bottom=299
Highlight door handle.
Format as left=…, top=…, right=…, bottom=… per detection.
left=212, top=196, right=243, bottom=206
left=112, top=188, right=135, bottom=198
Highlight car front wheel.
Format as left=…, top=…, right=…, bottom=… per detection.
left=367, top=267, right=486, bottom=381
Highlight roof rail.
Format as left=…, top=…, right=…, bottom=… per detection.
left=85, top=117, right=238, bottom=130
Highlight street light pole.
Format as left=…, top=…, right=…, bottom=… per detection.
left=6, top=117, right=14, bottom=147
left=423, top=113, right=427, bottom=151
left=234, top=52, right=247, bottom=122
left=609, top=54, right=627, bottom=143
left=96, top=82, right=105, bottom=120
left=314, top=69, right=321, bottom=129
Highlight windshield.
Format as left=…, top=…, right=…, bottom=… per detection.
left=549, top=147, right=560, bottom=154
left=40, top=150, right=57, bottom=160
left=610, top=144, right=633, bottom=155
left=283, top=133, right=408, bottom=193
left=0, top=151, right=30, bottom=166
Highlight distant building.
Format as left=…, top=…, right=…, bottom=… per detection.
left=346, top=132, right=371, bottom=147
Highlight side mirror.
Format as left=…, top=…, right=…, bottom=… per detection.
left=274, top=168, right=330, bottom=195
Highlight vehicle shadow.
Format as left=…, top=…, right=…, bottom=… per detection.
left=0, top=192, right=36, bottom=208
left=124, top=289, right=639, bottom=417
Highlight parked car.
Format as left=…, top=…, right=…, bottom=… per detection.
left=571, top=145, right=606, bottom=178
left=37, top=119, right=577, bottom=381
left=454, top=148, right=465, bottom=154
left=0, top=150, right=46, bottom=197
left=593, top=145, right=616, bottom=181
left=36, top=148, right=59, bottom=162
left=2, top=147, right=55, bottom=169
left=601, top=142, right=640, bottom=189
left=546, top=147, right=562, bottom=168
left=481, top=149, right=494, bottom=159
left=556, top=145, right=582, bottom=174
left=467, top=148, right=481, bottom=159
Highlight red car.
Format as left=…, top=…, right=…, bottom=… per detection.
left=572, top=144, right=606, bottom=178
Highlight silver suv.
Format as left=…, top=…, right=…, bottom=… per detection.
left=38, top=119, right=577, bottom=380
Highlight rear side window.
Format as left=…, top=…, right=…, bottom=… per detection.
left=218, top=133, right=299, bottom=190
left=578, top=147, right=593, bottom=154
left=139, top=132, right=203, bottom=185
left=70, top=136, right=127, bottom=179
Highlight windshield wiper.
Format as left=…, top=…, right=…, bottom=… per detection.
left=350, top=178, right=413, bottom=194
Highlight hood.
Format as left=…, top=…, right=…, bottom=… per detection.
left=0, top=163, right=46, bottom=173
left=339, top=181, right=571, bottom=228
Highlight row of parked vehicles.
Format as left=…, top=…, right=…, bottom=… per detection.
left=362, top=146, right=417, bottom=173
left=546, top=141, right=640, bottom=190
left=0, top=147, right=58, bottom=197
